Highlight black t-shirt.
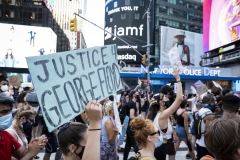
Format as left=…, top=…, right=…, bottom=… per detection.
left=126, top=100, right=136, bottom=118
left=118, top=104, right=127, bottom=124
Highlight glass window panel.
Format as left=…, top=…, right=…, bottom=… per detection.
left=135, top=13, right=140, bottom=19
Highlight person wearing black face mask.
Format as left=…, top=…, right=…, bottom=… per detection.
left=6, top=105, right=37, bottom=151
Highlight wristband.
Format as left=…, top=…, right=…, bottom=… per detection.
left=88, top=128, right=101, bottom=131
left=176, top=80, right=181, bottom=83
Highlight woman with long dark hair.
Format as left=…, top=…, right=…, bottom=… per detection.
left=147, top=68, right=183, bottom=160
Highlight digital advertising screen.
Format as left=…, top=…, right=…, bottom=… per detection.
left=204, top=0, right=240, bottom=52
left=0, top=23, right=57, bottom=68
left=104, top=0, right=155, bottom=64
left=160, top=26, right=203, bottom=67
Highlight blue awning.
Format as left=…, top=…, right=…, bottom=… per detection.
left=120, top=73, right=240, bottom=81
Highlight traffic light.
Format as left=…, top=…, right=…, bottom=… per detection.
left=70, top=18, right=77, bottom=32
left=142, top=54, right=147, bottom=65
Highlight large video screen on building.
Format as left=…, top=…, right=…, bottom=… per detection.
left=0, top=23, right=57, bottom=68
left=204, top=0, right=240, bottom=52
left=104, top=0, right=155, bottom=64
left=160, top=26, right=203, bottom=67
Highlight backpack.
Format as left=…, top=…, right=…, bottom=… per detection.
left=193, top=109, right=213, bottom=139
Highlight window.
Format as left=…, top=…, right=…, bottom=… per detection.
left=110, top=16, right=113, bottom=22
left=31, top=12, right=35, bottom=19
left=106, top=7, right=108, bottom=12
left=125, top=0, right=130, bottom=5
left=135, top=13, right=140, bottom=19
left=114, top=1, right=117, bottom=8
left=140, top=0, right=144, bottom=6
left=10, top=0, right=16, bottom=5
left=121, top=13, right=126, bottom=19
left=4, top=10, right=9, bottom=18
left=10, top=11, right=14, bottom=18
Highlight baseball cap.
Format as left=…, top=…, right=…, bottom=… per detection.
left=26, top=92, right=39, bottom=107
left=0, top=93, right=15, bottom=106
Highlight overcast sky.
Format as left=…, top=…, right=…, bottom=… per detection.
left=85, top=0, right=105, bottom=48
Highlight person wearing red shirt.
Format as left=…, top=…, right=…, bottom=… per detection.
left=0, top=93, right=48, bottom=160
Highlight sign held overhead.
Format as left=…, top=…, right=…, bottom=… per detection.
left=26, top=44, right=122, bottom=132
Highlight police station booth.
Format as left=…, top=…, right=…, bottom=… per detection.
left=120, top=66, right=240, bottom=94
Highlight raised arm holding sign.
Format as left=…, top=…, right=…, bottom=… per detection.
left=26, top=44, right=122, bottom=132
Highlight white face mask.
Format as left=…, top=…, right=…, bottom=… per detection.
left=1, top=85, right=8, bottom=92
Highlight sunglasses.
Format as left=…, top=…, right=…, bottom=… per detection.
left=149, top=130, right=160, bottom=136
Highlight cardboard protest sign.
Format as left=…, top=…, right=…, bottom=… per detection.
left=194, top=80, right=203, bottom=89
left=191, top=86, right=197, bottom=94
left=212, top=81, right=223, bottom=90
left=26, top=45, right=122, bottom=132
left=196, top=84, right=208, bottom=96
left=8, top=76, right=21, bottom=87
left=168, top=47, right=183, bottom=73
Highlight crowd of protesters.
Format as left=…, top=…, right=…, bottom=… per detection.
left=1, top=69, right=240, bottom=160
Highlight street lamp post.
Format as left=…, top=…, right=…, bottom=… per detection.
left=142, top=0, right=153, bottom=91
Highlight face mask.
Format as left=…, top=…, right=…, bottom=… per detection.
left=77, top=146, right=85, bottom=158
left=154, top=135, right=163, bottom=148
left=204, top=104, right=216, bottom=112
left=22, top=121, right=33, bottom=129
left=1, top=85, right=8, bottom=92
left=0, top=114, right=13, bottom=131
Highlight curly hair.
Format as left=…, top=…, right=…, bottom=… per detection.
left=103, top=101, right=113, bottom=116
left=14, top=105, right=37, bottom=147
left=130, top=118, right=155, bottom=147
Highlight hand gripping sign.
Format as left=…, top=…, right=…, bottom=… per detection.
left=26, top=45, right=123, bottom=132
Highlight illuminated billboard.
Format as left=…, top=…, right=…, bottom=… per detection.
left=0, top=23, right=57, bottom=68
left=104, top=0, right=155, bottom=64
left=204, top=0, right=240, bottom=52
left=160, top=26, right=203, bottom=67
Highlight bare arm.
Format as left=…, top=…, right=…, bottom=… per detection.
left=105, top=120, right=118, bottom=144
left=204, top=115, right=215, bottom=126
left=160, top=82, right=183, bottom=120
left=134, top=85, right=140, bottom=91
left=130, top=109, right=135, bottom=119
left=182, top=46, right=190, bottom=65
left=12, top=147, right=30, bottom=160
left=13, top=135, right=48, bottom=160
left=82, top=100, right=102, bottom=160
left=183, top=112, right=190, bottom=137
